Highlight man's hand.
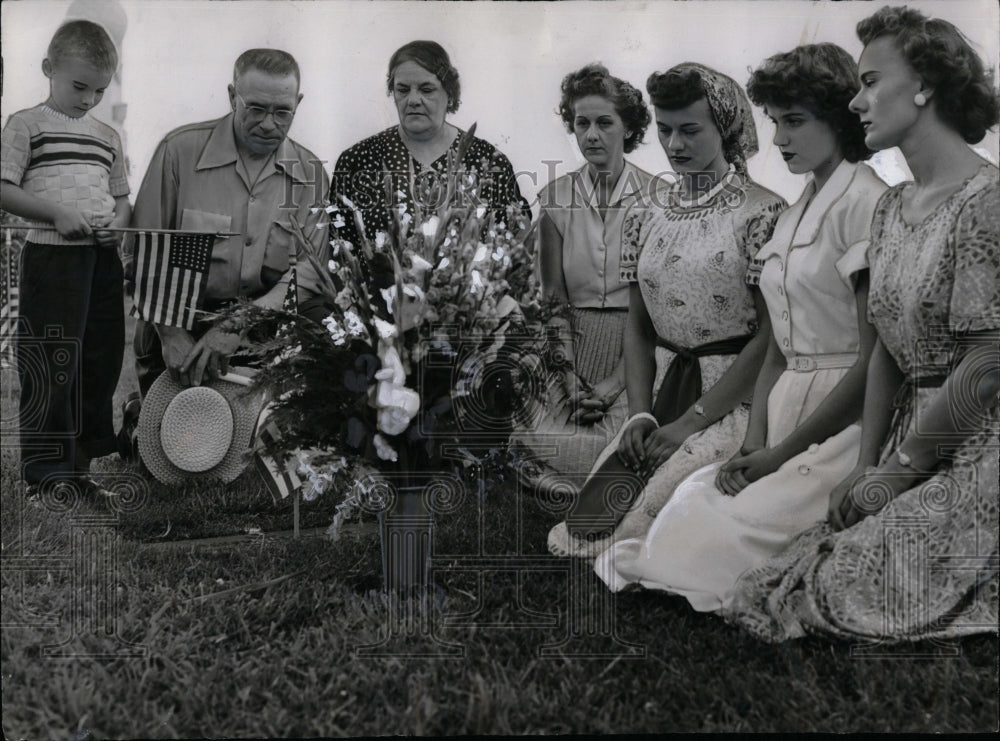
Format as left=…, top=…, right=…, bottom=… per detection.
left=158, top=327, right=197, bottom=386
left=180, top=325, right=242, bottom=386
left=53, top=206, right=93, bottom=240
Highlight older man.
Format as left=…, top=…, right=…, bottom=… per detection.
left=127, top=48, right=329, bottom=395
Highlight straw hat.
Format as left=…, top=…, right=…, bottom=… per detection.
left=138, top=369, right=263, bottom=485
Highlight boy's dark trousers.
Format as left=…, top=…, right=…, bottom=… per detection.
left=16, top=241, right=125, bottom=483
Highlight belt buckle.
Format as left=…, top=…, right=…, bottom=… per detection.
left=792, top=356, right=816, bottom=372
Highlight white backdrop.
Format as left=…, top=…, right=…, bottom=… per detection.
left=2, top=0, right=998, bottom=209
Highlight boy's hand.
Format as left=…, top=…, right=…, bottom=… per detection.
left=53, top=206, right=93, bottom=240
left=90, top=212, right=120, bottom=249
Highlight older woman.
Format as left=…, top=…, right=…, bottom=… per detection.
left=331, top=40, right=530, bottom=247
left=726, top=6, right=999, bottom=643
left=548, top=63, right=785, bottom=557
left=514, top=63, right=658, bottom=483
left=593, top=44, right=887, bottom=608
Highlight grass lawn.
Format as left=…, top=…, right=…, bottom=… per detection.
left=1, top=304, right=997, bottom=738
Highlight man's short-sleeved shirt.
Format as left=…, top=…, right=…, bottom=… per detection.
left=128, top=113, right=329, bottom=301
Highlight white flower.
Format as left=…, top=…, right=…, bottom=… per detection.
left=322, top=315, right=348, bottom=345
left=343, top=311, right=366, bottom=337
left=473, top=244, right=488, bottom=263
left=380, top=286, right=396, bottom=314
left=375, top=231, right=387, bottom=250
left=373, top=434, right=398, bottom=462
left=328, top=241, right=341, bottom=256
left=409, top=254, right=433, bottom=276
left=328, top=259, right=340, bottom=272
left=492, top=247, right=504, bottom=261
left=476, top=206, right=487, bottom=219
left=333, top=217, right=346, bottom=229
left=400, top=212, right=412, bottom=227
left=373, top=342, right=421, bottom=435
left=470, top=269, right=484, bottom=294
left=438, top=257, right=450, bottom=270
left=402, top=283, right=424, bottom=301
left=373, top=317, right=397, bottom=340
left=421, top=215, right=441, bottom=238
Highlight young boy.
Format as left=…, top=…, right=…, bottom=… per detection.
left=1, top=20, right=130, bottom=504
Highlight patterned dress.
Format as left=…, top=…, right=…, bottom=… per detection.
left=724, top=165, right=1000, bottom=642
left=331, top=126, right=530, bottom=247
left=548, top=170, right=785, bottom=556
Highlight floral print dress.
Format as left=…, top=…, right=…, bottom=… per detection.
left=547, top=170, right=785, bottom=557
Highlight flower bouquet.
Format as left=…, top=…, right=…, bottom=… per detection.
left=224, top=125, right=560, bottom=589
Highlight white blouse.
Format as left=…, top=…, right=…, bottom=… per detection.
left=753, top=160, right=888, bottom=357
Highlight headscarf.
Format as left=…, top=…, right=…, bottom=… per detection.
left=656, top=62, right=759, bottom=174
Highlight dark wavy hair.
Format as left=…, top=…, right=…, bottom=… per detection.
left=48, top=20, right=117, bottom=73
left=747, top=43, right=872, bottom=163
left=857, top=5, right=999, bottom=144
left=386, top=40, right=461, bottom=114
left=557, top=63, right=651, bottom=154
left=646, top=66, right=706, bottom=111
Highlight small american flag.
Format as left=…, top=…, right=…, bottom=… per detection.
left=131, top=231, right=215, bottom=330
left=254, top=251, right=302, bottom=502
left=0, top=241, right=19, bottom=367
left=254, top=402, right=302, bottom=502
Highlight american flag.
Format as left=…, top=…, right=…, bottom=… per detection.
left=131, top=231, right=215, bottom=330
left=253, top=402, right=302, bottom=502
left=0, top=242, right=19, bottom=367
left=254, top=252, right=302, bottom=502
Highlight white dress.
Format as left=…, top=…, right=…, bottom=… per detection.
left=594, top=161, right=888, bottom=610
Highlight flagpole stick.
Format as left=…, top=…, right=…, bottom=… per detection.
left=293, top=489, right=300, bottom=539
left=9, top=225, right=241, bottom=237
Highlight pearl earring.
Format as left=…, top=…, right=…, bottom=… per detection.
left=914, top=92, right=927, bottom=107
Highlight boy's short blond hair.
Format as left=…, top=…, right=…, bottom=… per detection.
left=47, top=19, right=118, bottom=73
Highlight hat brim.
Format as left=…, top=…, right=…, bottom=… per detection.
left=138, top=368, right=263, bottom=486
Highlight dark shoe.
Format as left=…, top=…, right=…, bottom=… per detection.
left=117, top=392, right=142, bottom=462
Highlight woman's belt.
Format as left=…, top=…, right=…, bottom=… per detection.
left=785, top=352, right=858, bottom=372
left=652, top=335, right=753, bottom=425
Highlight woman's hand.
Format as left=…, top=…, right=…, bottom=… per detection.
left=616, top=417, right=657, bottom=471
left=570, top=374, right=624, bottom=424
left=827, top=463, right=917, bottom=531
left=715, top=446, right=782, bottom=496
left=638, top=418, right=699, bottom=478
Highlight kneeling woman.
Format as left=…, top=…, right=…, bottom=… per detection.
left=727, top=6, right=999, bottom=642
left=594, top=43, right=887, bottom=610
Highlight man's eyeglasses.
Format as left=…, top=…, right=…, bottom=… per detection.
left=235, top=92, right=296, bottom=126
